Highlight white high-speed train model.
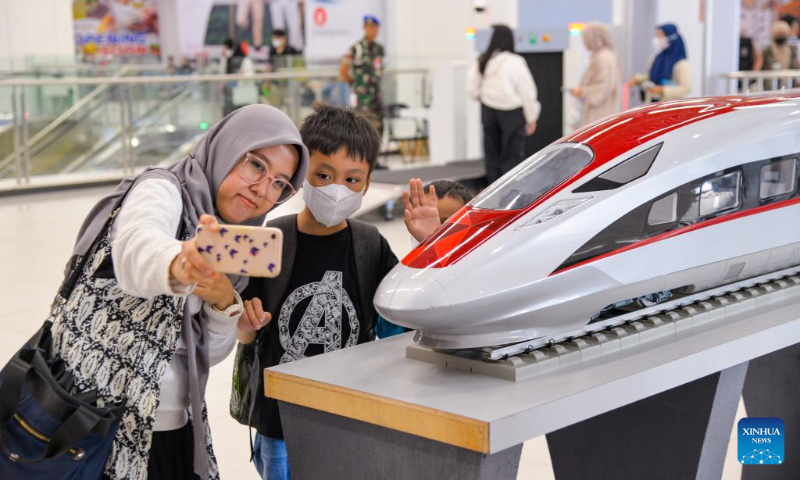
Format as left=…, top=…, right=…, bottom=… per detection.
left=374, top=92, right=800, bottom=349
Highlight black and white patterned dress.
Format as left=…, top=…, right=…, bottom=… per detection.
left=50, top=227, right=220, bottom=480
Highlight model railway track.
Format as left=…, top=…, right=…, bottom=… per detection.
left=407, top=265, right=800, bottom=381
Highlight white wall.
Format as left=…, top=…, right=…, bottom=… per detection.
left=157, top=0, right=180, bottom=62
left=388, top=0, right=517, bottom=66
left=385, top=0, right=518, bottom=163
left=0, top=0, right=75, bottom=71
left=656, top=0, right=704, bottom=97
left=704, top=0, right=740, bottom=96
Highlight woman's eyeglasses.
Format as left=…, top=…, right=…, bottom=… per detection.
left=239, top=152, right=296, bottom=204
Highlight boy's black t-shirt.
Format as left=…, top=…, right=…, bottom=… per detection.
left=245, top=225, right=398, bottom=439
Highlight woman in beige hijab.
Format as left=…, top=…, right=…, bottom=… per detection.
left=762, top=21, right=797, bottom=79
left=570, top=22, right=622, bottom=127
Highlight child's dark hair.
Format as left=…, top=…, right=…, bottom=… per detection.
left=425, top=180, right=475, bottom=205
left=300, top=104, right=381, bottom=172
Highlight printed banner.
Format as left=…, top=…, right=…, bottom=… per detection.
left=176, top=0, right=306, bottom=60
left=73, top=0, right=161, bottom=60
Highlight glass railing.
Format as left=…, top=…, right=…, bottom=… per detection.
left=0, top=67, right=428, bottom=192
left=724, top=70, right=800, bottom=94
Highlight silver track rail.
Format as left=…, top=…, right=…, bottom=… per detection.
left=485, top=265, right=800, bottom=360
left=407, top=266, right=800, bottom=381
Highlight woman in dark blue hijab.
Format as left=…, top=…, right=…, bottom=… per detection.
left=649, top=24, right=687, bottom=86
left=629, top=23, right=692, bottom=102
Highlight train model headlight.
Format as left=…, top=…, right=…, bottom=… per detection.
left=521, top=197, right=594, bottom=228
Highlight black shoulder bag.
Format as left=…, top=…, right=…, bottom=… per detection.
left=0, top=202, right=126, bottom=479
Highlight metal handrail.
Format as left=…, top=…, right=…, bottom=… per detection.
left=722, top=69, right=800, bottom=94
left=0, top=68, right=428, bottom=87
left=23, top=63, right=166, bottom=72
left=724, top=69, right=800, bottom=79
left=0, top=66, right=134, bottom=174
left=0, top=67, right=430, bottom=185
left=62, top=81, right=199, bottom=173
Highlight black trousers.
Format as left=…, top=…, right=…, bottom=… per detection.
left=481, top=105, right=526, bottom=185
left=147, top=421, right=200, bottom=480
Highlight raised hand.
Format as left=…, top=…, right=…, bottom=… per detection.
left=402, top=178, right=441, bottom=243
left=239, top=298, right=272, bottom=334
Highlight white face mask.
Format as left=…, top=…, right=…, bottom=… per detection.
left=653, top=36, right=669, bottom=52
left=222, top=49, right=233, bottom=59
left=272, top=38, right=284, bottom=48
left=302, top=180, right=365, bottom=228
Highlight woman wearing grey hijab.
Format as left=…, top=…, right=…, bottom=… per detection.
left=48, top=104, right=309, bottom=480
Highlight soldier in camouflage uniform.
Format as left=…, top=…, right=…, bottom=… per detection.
left=341, top=15, right=385, bottom=134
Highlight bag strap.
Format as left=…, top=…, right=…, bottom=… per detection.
left=58, top=195, right=128, bottom=300
left=0, top=360, right=31, bottom=425
left=348, top=218, right=382, bottom=338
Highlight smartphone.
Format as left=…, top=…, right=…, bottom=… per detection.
left=195, top=224, right=283, bottom=278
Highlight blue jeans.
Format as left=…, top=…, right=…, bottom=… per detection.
left=253, top=434, right=290, bottom=480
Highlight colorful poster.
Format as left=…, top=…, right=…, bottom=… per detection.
left=176, top=0, right=305, bottom=59
left=173, top=0, right=381, bottom=62
left=73, top=0, right=161, bottom=60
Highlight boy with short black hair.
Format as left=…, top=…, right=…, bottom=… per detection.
left=235, top=104, right=438, bottom=480
left=423, top=180, right=476, bottom=224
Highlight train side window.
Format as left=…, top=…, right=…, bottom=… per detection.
left=760, top=158, right=796, bottom=199
left=699, top=171, right=742, bottom=217
left=647, top=192, right=678, bottom=225
left=663, top=182, right=700, bottom=226
left=573, top=143, right=662, bottom=193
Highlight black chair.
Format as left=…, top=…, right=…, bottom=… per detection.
left=384, top=103, right=428, bottom=164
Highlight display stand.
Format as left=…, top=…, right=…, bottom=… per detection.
left=266, top=294, right=800, bottom=480
left=547, top=363, right=747, bottom=480
left=741, top=342, right=800, bottom=480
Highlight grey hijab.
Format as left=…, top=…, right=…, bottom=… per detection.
left=70, top=104, right=308, bottom=479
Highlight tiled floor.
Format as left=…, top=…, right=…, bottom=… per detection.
left=0, top=187, right=743, bottom=479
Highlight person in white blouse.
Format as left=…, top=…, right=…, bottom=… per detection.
left=468, top=24, right=541, bottom=184
left=49, top=105, right=309, bottom=480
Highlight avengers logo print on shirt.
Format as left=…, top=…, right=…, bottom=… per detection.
left=278, top=270, right=360, bottom=363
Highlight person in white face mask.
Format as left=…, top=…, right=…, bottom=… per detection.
left=234, top=105, right=440, bottom=480
left=628, top=23, right=692, bottom=102
left=267, top=29, right=301, bottom=72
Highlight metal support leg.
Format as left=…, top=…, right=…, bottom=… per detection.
left=547, top=362, right=749, bottom=480
left=279, top=402, right=522, bottom=480
left=11, top=86, right=22, bottom=185
left=742, top=342, right=800, bottom=480
left=20, top=88, right=30, bottom=182
left=288, top=79, right=300, bottom=123
left=125, top=87, right=136, bottom=172
left=118, top=87, right=130, bottom=175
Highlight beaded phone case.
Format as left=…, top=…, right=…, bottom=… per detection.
left=195, top=224, right=283, bottom=278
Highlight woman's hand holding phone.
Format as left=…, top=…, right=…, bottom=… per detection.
left=170, top=214, right=236, bottom=309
